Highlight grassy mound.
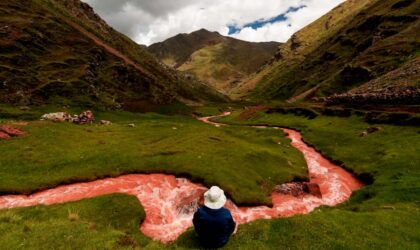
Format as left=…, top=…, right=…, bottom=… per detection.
left=0, top=194, right=151, bottom=249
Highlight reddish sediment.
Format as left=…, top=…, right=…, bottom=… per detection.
left=0, top=125, right=26, bottom=140
left=0, top=113, right=363, bottom=243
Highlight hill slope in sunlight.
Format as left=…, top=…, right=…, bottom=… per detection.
left=148, top=29, right=279, bottom=94
left=234, top=0, right=419, bottom=104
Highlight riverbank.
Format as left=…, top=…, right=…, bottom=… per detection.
left=0, top=118, right=362, bottom=242
left=0, top=106, right=419, bottom=249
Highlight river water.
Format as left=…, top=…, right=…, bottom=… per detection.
left=0, top=113, right=363, bottom=242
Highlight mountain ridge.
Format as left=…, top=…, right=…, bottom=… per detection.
left=0, top=0, right=227, bottom=108
left=148, top=29, right=279, bottom=93
left=233, top=0, right=419, bottom=104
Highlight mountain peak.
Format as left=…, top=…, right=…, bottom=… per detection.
left=191, top=28, right=220, bottom=36
left=148, top=30, right=279, bottom=93
left=194, top=28, right=211, bottom=33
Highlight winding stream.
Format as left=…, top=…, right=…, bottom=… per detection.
left=0, top=113, right=363, bottom=243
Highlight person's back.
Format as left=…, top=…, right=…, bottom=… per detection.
left=193, top=186, right=236, bottom=248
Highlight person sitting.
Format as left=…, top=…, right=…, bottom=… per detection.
left=193, top=186, right=236, bottom=248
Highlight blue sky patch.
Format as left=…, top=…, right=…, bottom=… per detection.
left=228, top=5, right=306, bottom=35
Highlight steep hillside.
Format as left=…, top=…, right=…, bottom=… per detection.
left=148, top=29, right=279, bottom=93
left=0, top=0, right=227, bottom=108
left=325, top=56, right=419, bottom=105
left=235, top=0, right=419, bottom=104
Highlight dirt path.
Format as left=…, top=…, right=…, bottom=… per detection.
left=287, top=85, right=320, bottom=103
left=0, top=113, right=363, bottom=243
left=26, top=16, right=158, bottom=95
left=63, top=18, right=154, bottom=79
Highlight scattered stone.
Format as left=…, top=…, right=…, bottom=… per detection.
left=360, top=126, right=381, bottom=137
left=275, top=183, right=306, bottom=197
left=41, top=111, right=96, bottom=125
left=100, top=120, right=112, bottom=125
left=275, top=182, right=322, bottom=198
left=128, top=123, right=135, bottom=128
left=73, top=110, right=94, bottom=125
left=41, top=112, right=72, bottom=122
left=19, top=106, right=30, bottom=111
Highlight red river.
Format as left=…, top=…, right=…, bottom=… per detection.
left=0, top=113, right=363, bottom=243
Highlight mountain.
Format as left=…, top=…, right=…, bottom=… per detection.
left=234, top=0, right=419, bottom=104
left=148, top=29, right=279, bottom=94
left=0, top=0, right=227, bottom=109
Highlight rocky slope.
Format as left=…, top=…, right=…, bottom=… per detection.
left=148, top=29, right=279, bottom=94
left=0, top=0, right=227, bottom=108
left=324, top=56, right=420, bottom=105
left=234, top=0, right=419, bottom=105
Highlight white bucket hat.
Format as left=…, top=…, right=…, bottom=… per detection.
left=204, top=186, right=227, bottom=209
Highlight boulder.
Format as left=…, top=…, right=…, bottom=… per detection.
left=73, top=110, right=94, bottom=125
left=41, top=112, right=72, bottom=122
left=275, top=182, right=322, bottom=198
left=100, top=120, right=112, bottom=125
left=128, top=123, right=135, bottom=128
left=306, top=183, right=322, bottom=198
left=275, top=183, right=306, bottom=196
left=41, top=111, right=95, bottom=125
left=360, top=126, right=381, bottom=137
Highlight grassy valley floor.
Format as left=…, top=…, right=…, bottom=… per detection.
left=0, top=106, right=419, bottom=249
left=0, top=105, right=307, bottom=205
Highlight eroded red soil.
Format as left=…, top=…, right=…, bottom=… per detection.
left=0, top=125, right=26, bottom=140
left=0, top=114, right=363, bottom=243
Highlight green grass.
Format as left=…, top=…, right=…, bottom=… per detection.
left=0, top=194, right=152, bottom=249
left=213, top=109, right=420, bottom=248
left=1, top=107, right=419, bottom=249
left=0, top=107, right=307, bottom=205
left=1, top=193, right=418, bottom=249
left=218, top=110, right=420, bottom=203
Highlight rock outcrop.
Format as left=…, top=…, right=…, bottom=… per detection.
left=324, top=86, right=420, bottom=106
left=41, top=111, right=95, bottom=124
left=275, top=183, right=322, bottom=198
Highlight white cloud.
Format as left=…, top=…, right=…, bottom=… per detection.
left=83, top=0, right=345, bottom=45
left=230, top=0, right=346, bottom=42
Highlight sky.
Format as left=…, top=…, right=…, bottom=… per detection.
left=82, top=0, right=345, bottom=46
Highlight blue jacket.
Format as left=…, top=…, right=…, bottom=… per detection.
left=193, top=206, right=236, bottom=248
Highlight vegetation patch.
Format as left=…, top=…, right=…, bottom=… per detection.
left=0, top=106, right=307, bottom=205
left=0, top=194, right=152, bottom=249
